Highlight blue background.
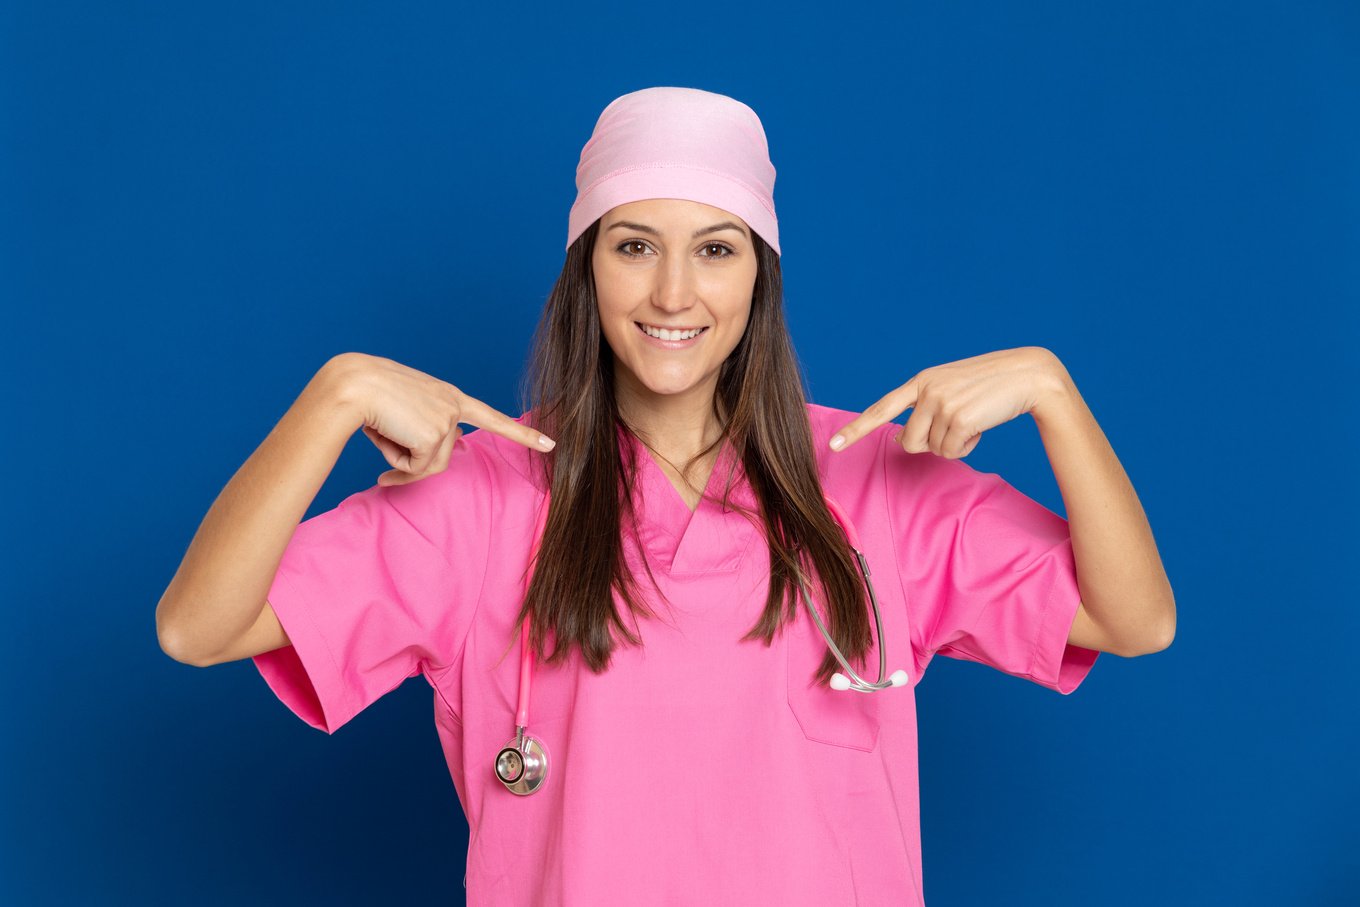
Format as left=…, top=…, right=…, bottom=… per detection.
left=4, top=1, right=1356, bottom=904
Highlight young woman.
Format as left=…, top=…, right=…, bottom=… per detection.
left=157, top=87, right=1174, bottom=905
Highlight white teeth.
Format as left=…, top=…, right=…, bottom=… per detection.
left=640, top=324, right=705, bottom=341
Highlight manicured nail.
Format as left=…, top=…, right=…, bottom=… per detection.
left=538, top=435, right=556, bottom=450
left=829, top=434, right=845, bottom=451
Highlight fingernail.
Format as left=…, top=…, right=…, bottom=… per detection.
left=829, top=434, right=845, bottom=451
left=538, top=435, right=556, bottom=450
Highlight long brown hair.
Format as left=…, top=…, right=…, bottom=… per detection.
left=512, top=219, right=873, bottom=686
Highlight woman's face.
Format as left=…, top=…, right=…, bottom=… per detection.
left=592, top=198, right=758, bottom=409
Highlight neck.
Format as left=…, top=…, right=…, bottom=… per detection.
left=615, top=370, right=726, bottom=464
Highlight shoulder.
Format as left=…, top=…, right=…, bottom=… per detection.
left=376, top=414, right=545, bottom=535
left=803, top=401, right=852, bottom=443
left=805, top=401, right=988, bottom=506
left=804, top=401, right=899, bottom=484
left=458, top=413, right=550, bottom=498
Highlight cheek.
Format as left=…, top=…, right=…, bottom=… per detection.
left=599, top=303, right=631, bottom=339
left=591, top=277, right=623, bottom=322
left=593, top=268, right=637, bottom=318
left=725, top=296, right=754, bottom=334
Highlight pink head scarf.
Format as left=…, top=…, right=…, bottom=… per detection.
left=566, top=86, right=781, bottom=256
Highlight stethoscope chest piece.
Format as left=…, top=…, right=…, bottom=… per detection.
left=492, top=488, right=906, bottom=799
left=495, top=729, right=549, bottom=796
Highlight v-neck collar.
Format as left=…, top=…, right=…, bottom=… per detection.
left=621, top=428, right=759, bottom=577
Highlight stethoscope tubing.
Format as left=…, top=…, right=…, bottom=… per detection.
left=496, top=483, right=907, bottom=794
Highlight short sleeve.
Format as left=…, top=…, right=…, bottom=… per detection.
left=252, top=437, right=494, bottom=733
left=882, top=430, right=1099, bottom=694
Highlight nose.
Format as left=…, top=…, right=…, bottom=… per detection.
left=651, top=253, right=699, bottom=315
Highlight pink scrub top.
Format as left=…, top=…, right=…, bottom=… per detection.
left=253, top=402, right=1100, bottom=905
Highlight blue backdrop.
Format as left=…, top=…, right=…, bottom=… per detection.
left=4, top=1, right=1356, bottom=904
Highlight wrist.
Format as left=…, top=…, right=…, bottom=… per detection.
left=307, top=353, right=369, bottom=432
left=1027, top=348, right=1079, bottom=427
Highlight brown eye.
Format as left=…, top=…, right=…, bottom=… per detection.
left=617, top=241, right=650, bottom=257
left=701, top=243, right=735, bottom=258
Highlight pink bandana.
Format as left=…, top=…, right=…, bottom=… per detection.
left=566, top=86, right=781, bottom=256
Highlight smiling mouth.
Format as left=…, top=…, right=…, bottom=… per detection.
left=635, top=322, right=710, bottom=341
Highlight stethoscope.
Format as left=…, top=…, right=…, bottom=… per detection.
left=494, top=488, right=910, bottom=796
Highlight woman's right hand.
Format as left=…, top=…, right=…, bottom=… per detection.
left=330, top=352, right=556, bottom=487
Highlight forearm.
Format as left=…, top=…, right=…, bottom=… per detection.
left=1029, top=352, right=1176, bottom=653
left=155, top=355, right=365, bottom=664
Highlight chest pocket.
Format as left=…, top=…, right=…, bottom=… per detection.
left=785, top=602, right=882, bottom=752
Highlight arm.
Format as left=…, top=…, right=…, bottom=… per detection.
left=155, top=354, right=365, bottom=666
left=1030, top=351, right=1176, bottom=657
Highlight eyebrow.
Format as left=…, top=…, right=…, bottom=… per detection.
left=605, top=220, right=750, bottom=241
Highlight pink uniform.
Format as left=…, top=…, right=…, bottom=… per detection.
left=253, top=402, right=1100, bottom=905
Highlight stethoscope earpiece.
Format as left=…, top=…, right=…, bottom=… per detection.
left=494, top=489, right=908, bottom=796
left=830, top=668, right=911, bottom=692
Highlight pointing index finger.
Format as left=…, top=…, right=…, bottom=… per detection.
left=828, top=382, right=919, bottom=452
left=458, top=394, right=557, bottom=452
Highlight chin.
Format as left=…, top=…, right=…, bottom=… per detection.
left=639, top=380, right=700, bottom=398
left=616, top=348, right=717, bottom=398
left=627, top=367, right=703, bottom=396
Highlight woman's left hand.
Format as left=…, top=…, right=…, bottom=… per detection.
left=828, top=346, right=1069, bottom=459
